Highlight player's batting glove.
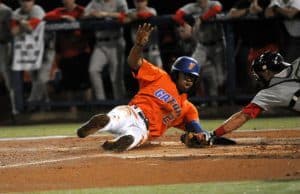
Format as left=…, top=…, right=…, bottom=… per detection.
left=180, top=129, right=212, bottom=148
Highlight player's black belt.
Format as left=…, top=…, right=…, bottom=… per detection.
left=289, top=89, right=300, bottom=108
left=138, top=111, right=149, bottom=130
left=133, top=105, right=149, bottom=130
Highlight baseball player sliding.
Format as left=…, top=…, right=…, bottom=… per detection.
left=76, top=23, right=211, bottom=152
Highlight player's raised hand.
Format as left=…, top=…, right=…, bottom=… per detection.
left=135, top=23, right=154, bottom=47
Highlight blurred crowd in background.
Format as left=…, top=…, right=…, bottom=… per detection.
left=0, top=0, right=299, bottom=115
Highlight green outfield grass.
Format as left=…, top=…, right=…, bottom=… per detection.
left=25, top=180, right=300, bottom=194
left=0, top=117, right=299, bottom=138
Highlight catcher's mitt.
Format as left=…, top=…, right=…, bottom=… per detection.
left=180, top=132, right=210, bottom=148
left=180, top=132, right=237, bottom=148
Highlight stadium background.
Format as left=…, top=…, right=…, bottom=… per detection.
left=0, top=0, right=298, bottom=124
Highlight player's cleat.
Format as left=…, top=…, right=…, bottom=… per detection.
left=102, top=135, right=134, bottom=152
left=77, top=114, right=110, bottom=138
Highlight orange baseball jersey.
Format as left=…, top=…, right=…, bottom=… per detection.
left=129, top=59, right=199, bottom=138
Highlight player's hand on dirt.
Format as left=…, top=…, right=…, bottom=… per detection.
left=194, top=130, right=212, bottom=142
left=180, top=130, right=212, bottom=148
left=135, top=23, right=154, bottom=47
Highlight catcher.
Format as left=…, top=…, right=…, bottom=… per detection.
left=76, top=23, right=211, bottom=151
left=210, top=51, right=300, bottom=140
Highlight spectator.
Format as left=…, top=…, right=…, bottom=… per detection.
left=44, top=0, right=91, bottom=113
left=125, top=0, right=163, bottom=68
left=175, top=22, right=197, bottom=57
left=11, top=0, right=46, bottom=114
left=173, top=0, right=226, bottom=106
left=84, top=0, right=128, bottom=100
left=227, top=0, right=281, bottom=93
left=265, top=0, right=300, bottom=63
left=0, top=1, right=16, bottom=115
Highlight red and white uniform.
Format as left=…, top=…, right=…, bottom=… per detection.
left=243, top=57, right=300, bottom=118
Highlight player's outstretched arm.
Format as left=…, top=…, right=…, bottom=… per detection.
left=213, top=103, right=263, bottom=136
left=213, top=111, right=252, bottom=136
left=127, top=23, right=154, bottom=70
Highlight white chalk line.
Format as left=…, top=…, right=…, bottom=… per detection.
left=0, top=128, right=299, bottom=142
left=0, top=152, right=215, bottom=169
left=0, top=134, right=110, bottom=141
left=1, top=137, right=299, bottom=153
left=0, top=146, right=85, bottom=152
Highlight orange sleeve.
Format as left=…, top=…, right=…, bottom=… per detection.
left=184, top=101, right=199, bottom=122
left=242, top=103, right=263, bottom=119
left=133, top=59, right=165, bottom=87
left=173, top=101, right=199, bottom=131
left=201, top=5, right=222, bottom=21
left=173, top=9, right=186, bottom=25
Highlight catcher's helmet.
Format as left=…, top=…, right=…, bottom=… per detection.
left=251, top=51, right=291, bottom=74
left=171, top=56, right=200, bottom=77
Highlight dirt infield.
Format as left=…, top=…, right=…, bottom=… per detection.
left=0, top=129, right=300, bottom=193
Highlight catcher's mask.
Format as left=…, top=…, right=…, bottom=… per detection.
left=251, top=51, right=291, bottom=83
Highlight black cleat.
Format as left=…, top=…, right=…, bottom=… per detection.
left=77, top=114, right=110, bottom=138
left=102, top=135, right=134, bottom=152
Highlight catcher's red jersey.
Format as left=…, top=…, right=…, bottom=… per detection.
left=129, top=59, right=199, bottom=139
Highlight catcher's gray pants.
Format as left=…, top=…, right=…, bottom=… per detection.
left=89, top=38, right=126, bottom=100
left=192, top=41, right=225, bottom=97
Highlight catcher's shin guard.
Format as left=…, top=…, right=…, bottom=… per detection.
left=77, top=114, right=110, bottom=138
left=102, top=135, right=134, bottom=152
